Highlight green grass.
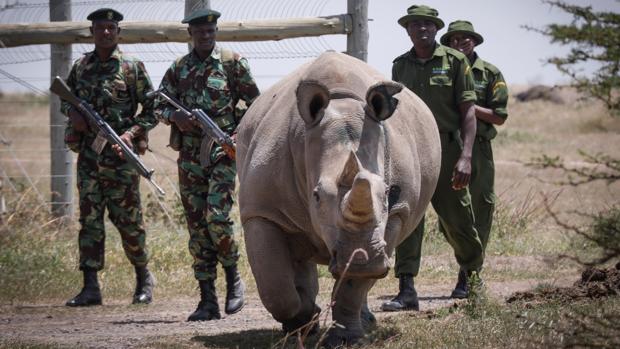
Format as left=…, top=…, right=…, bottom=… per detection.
left=0, top=341, right=71, bottom=349
left=0, top=181, right=583, bottom=304
left=355, top=296, right=620, bottom=349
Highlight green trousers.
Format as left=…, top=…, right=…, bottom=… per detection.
left=394, top=134, right=484, bottom=276
left=470, top=138, right=495, bottom=250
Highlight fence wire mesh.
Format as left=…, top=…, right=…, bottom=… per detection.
left=0, top=0, right=345, bottom=225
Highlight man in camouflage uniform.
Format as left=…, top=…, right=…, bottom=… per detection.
left=154, top=9, right=259, bottom=321
left=382, top=5, right=483, bottom=312
left=62, top=8, right=157, bottom=307
left=441, top=20, right=509, bottom=297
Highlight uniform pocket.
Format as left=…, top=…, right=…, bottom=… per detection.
left=110, top=79, right=131, bottom=103
left=429, top=75, right=453, bottom=87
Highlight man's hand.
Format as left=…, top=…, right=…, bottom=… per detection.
left=452, top=154, right=472, bottom=190
left=112, top=131, right=134, bottom=159
left=170, top=109, right=198, bottom=132
left=457, top=39, right=475, bottom=55
left=68, top=108, right=88, bottom=132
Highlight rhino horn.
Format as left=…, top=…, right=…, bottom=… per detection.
left=296, top=80, right=330, bottom=126
left=338, top=150, right=361, bottom=187
left=341, top=174, right=374, bottom=224
left=365, top=81, right=403, bottom=121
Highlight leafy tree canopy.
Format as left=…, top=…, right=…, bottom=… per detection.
left=526, top=0, right=620, bottom=115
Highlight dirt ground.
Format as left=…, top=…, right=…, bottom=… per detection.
left=1, top=84, right=619, bottom=348
left=0, top=275, right=578, bottom=349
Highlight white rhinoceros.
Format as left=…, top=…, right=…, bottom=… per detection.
left=236, top=51, right=440, bottom=346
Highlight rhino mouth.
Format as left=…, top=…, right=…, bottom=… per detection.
left=328, top=240, right=390, bottom=279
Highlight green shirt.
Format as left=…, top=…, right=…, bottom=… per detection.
left=470, top=54, right=509, bottom=140
left=392, top=43, right=477, bottom=133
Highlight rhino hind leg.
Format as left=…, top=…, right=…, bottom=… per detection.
left=243, top=217, right=320, bottom=334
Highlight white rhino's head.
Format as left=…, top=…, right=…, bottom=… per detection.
left=296, top=79, right=403, bottom=279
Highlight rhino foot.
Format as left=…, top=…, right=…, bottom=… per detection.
left=282, top=304, right=321, bottom=336
left=361, top=304, right=376, bottom=330
left=321, top=327, right=363, bottom=349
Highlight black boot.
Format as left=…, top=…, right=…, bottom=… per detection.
left=132, top=266, right=155, bottom=304
left=381, top=274, right=419, bottom=311
left=187, top=280, right=221, bottom=321
left=451, top=269, right=469, bottom=299
left=66, top=268, right=102, bottom=307
left=224, top=265, right=245, bottom=314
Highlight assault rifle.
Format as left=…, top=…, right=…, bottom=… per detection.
left=146, top=90, right=236, bottom=160
left=50, top=76, right=166, bottom=196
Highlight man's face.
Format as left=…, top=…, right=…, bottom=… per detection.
left=90, top=20, right=120, bottom=49
left=406, top=19, right=437, bottom=48
left=449, top=33, right=476, bottom=56
left=189, top=22, right=217, bottom=52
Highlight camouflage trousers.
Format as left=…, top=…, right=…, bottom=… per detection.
left=76, top=147, right=149, bottom=271
left=178, top=138, right=239, bottom=281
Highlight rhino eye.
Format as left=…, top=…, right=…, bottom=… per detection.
left=313, top=188, right=320, bottom=203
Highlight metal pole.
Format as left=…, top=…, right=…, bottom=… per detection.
left=346, top=0, right=368, bottom=62
left=185, top=0, right=211, bottom=51
left=49, top=0, right=73, bottom=217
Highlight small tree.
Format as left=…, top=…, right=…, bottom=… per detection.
left=526, top=0, right=620, bottom=115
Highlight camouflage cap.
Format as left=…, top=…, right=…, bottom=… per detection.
left=182, top=9, right=221, bottom=25
left=440, top=20, right=484, bottom=46
left=398, top=5, right=444, bottom=29
left=87, top=8, right=123, bottom=22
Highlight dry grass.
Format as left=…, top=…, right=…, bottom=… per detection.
left=0, top=87, right=618, bottom=348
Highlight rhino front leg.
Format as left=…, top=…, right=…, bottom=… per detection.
left=324, top=278, right=376, bottom=348
left=243, top=217, right=320, bottom=333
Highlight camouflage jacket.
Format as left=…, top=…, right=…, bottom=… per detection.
left=61, top=46, right=157, bottom=155
left=155, top=46, right=260, bottom=137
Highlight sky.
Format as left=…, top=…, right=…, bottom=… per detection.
left=0, top=0, right=619, bottom=93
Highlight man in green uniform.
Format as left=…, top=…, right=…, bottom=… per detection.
left=62, top=8, right=157, bottom=307
left=382, top=5, right=483, bottom=312
left=441, top=20, right=509, bottom=297
left=154, top=9, right=259, bottom=321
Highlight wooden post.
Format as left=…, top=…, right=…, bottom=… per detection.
left=49, top=0, right=73, bottom=217
left=185, top=0, right=210, bottom=51
left=0, top=18, right=351, bottom=46
left=346, top=0, right=368, bottom=62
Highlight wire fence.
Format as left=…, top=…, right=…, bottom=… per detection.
left=0, top=0, right=341, bottom=94
left=0, top=0, right=345, bottom=223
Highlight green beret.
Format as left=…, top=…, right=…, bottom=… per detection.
left=87, top=8, right=123, bottom=22
left=182, top=9, right=221, bottom=25
left=397, top=5, right=444, bottom=29
left=440, top=20, right=484, bottom=46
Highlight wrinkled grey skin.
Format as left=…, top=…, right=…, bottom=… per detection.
left=237, top=52, right=440, bottom=346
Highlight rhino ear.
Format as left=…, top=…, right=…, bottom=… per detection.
left=338, top=150, right=361, bottom=187
left=297, top=80, right=330, bottom=126
left=365, top=81, right=403, bottom=122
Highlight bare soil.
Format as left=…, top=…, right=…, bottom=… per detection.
left=0, top=275, right=578, bottom=349
left=507, top=265, right=620, bottom=305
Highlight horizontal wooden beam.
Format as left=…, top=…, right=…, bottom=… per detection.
left=0, top=15, right=351, bottom=47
